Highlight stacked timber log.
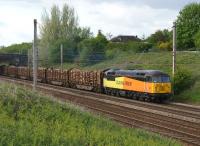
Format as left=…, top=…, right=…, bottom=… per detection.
left=46, top=68, right=68, bottom=86
left=68, top=69, right=102, bottom=92
left=29, top=67, right=46, bottom=82
left=18, top=66, right=29, bottom=79
left=6, top=66, right=18, bottom=77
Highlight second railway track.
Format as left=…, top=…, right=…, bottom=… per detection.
left=1, top=76, right=200, bottom=146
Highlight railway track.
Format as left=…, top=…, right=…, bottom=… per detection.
left=64, top=87, right=200, bottom=121
left=0, top=76, right=200, bottom=146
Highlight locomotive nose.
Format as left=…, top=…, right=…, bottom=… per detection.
left=154, top=83, right=171, bottom=93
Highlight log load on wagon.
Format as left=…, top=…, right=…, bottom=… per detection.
left=68, top=68, right=103, bottom=92
left=46, top=68, right=68, bottom=86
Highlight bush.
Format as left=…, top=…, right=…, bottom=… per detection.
left=157, top=41, right=172, bottom=51
left=105, top=49, right=122, bottom=59
left=106, top=42, right=152, bottom=53
left=105, top=42, right=152, bottom=60
left=173, top=68, right=194, bottom=95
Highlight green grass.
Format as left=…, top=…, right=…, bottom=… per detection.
left=0, top=83, right=181, bottom=146
left=54, top=51, right=200, bottom=104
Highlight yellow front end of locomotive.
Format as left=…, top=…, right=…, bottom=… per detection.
left=152, top=83, right=171, bottom=94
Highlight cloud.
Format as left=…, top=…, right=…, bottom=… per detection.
left=0, top=0, right=42, bottom=46
left=0, top=0, right=199, bottom=46
left=70, top=0, right=178, bottom=37
left=0, top=21, right=5, bottom=26
left=85, top=0, right=196, bottom=10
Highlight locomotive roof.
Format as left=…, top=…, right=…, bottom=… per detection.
left=105, top=69, right=169, bottom=77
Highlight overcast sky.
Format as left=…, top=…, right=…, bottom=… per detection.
left=0, top=0, right=199, bottom=46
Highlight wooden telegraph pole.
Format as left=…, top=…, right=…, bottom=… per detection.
left=172, top=21, right=177, bottom=95
left=172, top=21, right=176, bottom=77
left=33, top=19, right=38, bottom=90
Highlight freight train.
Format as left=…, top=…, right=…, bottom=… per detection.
left=0, top=65, right=172, bottom=102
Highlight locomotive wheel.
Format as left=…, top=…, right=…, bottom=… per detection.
left=105, top=88, right=111, bottom=95
left=111, top=89, right=117, bottom=96
left=115, top=90, right=120, bottom=97
left=127, top=91, right=133, bottom=99
left=140, top=97, right=145, bottom=101
left=144, top=97, right=151, bottom=102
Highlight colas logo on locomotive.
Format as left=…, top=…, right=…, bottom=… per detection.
left=116, top=80, right=132, bottom=86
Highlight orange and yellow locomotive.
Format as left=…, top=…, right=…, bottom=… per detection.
left=103, top=69, right=171, bottom=102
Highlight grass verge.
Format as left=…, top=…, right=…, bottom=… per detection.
left=0, top=83, right=181, bottom=146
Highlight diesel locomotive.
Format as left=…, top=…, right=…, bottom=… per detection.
left=104, top=69, right=171, bottom=102
left=0, top=65, right=172, bottom=102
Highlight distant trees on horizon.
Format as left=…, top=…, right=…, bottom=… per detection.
left=1, top=2, right=200, bottom=66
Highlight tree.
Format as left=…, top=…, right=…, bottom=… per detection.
left=0, top=43, right=32, bottom=54
left=194, top=29, right=200, bottom=50
left=146, top=29, right=172, bottom=51
left=61, top=4, right=78, bottom=40
left=157, top=41, right=172, bottom=51
left=78, top=30, right=108, bottom=66
left=176, top=3, right=200, bottom=50
left=39, top=4, right=91, bottom=65
left=147, top=29, right=172, bottom=45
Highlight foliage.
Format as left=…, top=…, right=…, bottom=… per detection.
left=39, top=4, right=92, bottom=65
left=0, top=83, right=181, bottom=146
left=0, top=43, right=32, bottom=54
left=174, top=81, right=200, bottom=103
left=146, top=29, right=172, bottom=46
left=194, top=29, right=200, bottom=50
left=105, top=41, right=152, bottom=60
left=105, top=49, right=120, bottom=59
left=78, top=31, right=108, bottom=66
left=157, top=41, right=172, bottom=51
left=176, top=3, right=200, bottom=50
left=106, top=41, right=152, bottom=53
left=173, top=68, right=195, bottom=95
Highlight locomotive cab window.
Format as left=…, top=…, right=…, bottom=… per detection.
left=145, top=76, right=152, bottom=82
left=105, top=72, right=116, bottom=81
left=152, top=76, right=170, bottom=83
left=106, top=75, right=116, bottom=81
